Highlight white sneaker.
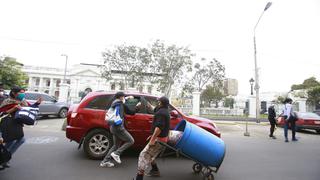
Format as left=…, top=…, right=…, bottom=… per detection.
left=100, top=161, right=114, bottom=168
left=111, top=152, right=121, bottom=164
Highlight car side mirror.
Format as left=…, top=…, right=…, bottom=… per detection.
left=170, top=110, right=179, bottom=118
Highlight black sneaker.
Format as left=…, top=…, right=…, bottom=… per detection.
left=145, top=170, right=160, bottom=177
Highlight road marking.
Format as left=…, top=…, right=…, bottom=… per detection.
left=26, top=136, right=59, bottom=144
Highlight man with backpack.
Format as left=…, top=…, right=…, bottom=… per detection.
left=100, top=92, right=140, bottom=168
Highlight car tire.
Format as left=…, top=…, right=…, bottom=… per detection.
left=83, top=129, right=113, bottom=160
left=316, top=130, right=320, bottom=134
left=58, top=108, right=68, bottom=118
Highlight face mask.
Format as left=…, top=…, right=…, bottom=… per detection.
left=122, top=99, right=126, bottom=104
left=16, top=93, right=25, bottom=101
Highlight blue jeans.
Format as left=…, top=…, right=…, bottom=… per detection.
left=284, top=120, right=296, bottom=140
left=5, top=137, right=25, bottom=155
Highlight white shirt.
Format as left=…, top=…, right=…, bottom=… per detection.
left=283, top=103, right=293, bottom=120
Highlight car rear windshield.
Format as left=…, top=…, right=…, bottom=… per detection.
left=86, top=95, right=113, bottom=110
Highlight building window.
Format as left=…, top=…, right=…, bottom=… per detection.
left=148, top=86, right=152, bottom=94
left=56, top=80, right=61, bottom=87
left=67, top=80, right=71, bottom=85
left=130, top=76, right=135, bottom=88
left=44, top=90, right=49, bottom=94
left=138, top=85, right=143, bottom=92
left=35, top=78, right=40, bottom=86
left=111, top=83, right=115, bottom=90
left=46, top=79, right=50, bottom=87
left=54, top=91, right=59, bottom=98
left=35, top=89, right=38, bottom=92
left=119, top=82, right=124, bottom=90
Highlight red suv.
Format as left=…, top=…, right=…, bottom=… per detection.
left=66, top=91, right=221, bottom=159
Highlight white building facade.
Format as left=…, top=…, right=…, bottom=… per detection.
left=22, top=63, right=162, bottom=103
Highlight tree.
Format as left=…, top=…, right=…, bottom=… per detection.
left=307, top=86, right=320, bottom=108
left=224, top=97, right=234, bottom=108
left=101, top=45, right=147, bottom=89
left=0, top=56, right=27, bottom=89
left=192, top=58, right=225, bottom=92
left=291, top=77, right=320, bottom=90
left=201, top=85, right=225, bottom=108
left=150, top=40, right=194, bottom=96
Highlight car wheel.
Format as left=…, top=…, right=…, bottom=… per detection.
left=316, top=130, right=320, bottom=134
left=58, top=108, right=68, bottom=118
left=83, top=129, right=113, bottom=160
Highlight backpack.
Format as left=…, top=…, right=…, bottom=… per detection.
left=14, top=107, right=39, bottom=125
left=105, top=105, right=123, bottom=126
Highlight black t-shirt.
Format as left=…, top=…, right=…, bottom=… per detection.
left=151, top=106, right=170, bottom=138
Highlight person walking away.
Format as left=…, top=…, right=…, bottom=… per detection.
left=0, top=86, right=42, bottom=169
left=133, top=96, right=171, bottom=180
left=268, top=103, right=277, bottom=139
left=100, top=92, right=140, bottom=168
left=283, top=98, right=298, bottom=142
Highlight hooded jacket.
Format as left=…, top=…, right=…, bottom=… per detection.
left=110, top=99, right=136, bottom=129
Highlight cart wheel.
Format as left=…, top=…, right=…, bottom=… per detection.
left=192, top=163, right=202, bottom=174
left=203, top=172, right=214, bottom=180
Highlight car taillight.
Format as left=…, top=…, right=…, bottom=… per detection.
left=71, top=112, right=78, bottom=118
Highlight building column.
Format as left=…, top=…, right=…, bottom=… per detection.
left=49, top=78, right=55, bottom=96
left=39, top=77, right=44, bottom=92
left=192, top=91, right=201, bottom=116
left=59, top=83, right=70, bottom=103
left=28, top=76, right=33, bottom=91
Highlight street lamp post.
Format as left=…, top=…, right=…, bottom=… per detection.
left=249, top=78, right=254, bottom=95
left=253, top=2, right=272, bottom=123
left=244, top=78, right=255, bottom=137
left=61, top=54, right=68, bottom=83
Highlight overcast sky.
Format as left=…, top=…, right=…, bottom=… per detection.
left=0, top=0, right=319, bottom=95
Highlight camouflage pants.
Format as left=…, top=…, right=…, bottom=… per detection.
left=138, top=142, right=165, bottom=173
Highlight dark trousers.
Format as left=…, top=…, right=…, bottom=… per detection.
left=268, top=118, right=276, bottom=137
left=284, top=119, right=296, bottom=139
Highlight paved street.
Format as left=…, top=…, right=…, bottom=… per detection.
left=1, top=118, right=320, bottom=180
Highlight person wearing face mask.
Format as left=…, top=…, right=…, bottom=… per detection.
left=0, top=86, right=42, bottom=169
left=100, top=91, right=141, bottom=168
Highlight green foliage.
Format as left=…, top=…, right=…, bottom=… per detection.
left=150, top=40, right=193, bottom=96
left=291, top=77, right=320, bottom=90
left=201, top=85, right=225, bottom=107
left=224, top=97, right=234, bottom=108
left=0, top=56, right=27, bottom=89
left=191, top=58, right=225, bottom=92
left=275, top=96, right=286, bottom=104
left=307, top=86, right=320, bottom=107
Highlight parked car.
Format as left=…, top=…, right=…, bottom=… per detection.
left=66, top=91, right=221, bottom=159
left=313, top=110, right=320, bottom=116
left=277, top=112, right=320, bottom=134
left=25, top=92, right=69, bottom=118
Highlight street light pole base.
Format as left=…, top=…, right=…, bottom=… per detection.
left=244, top=132, right=250, bottom=136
